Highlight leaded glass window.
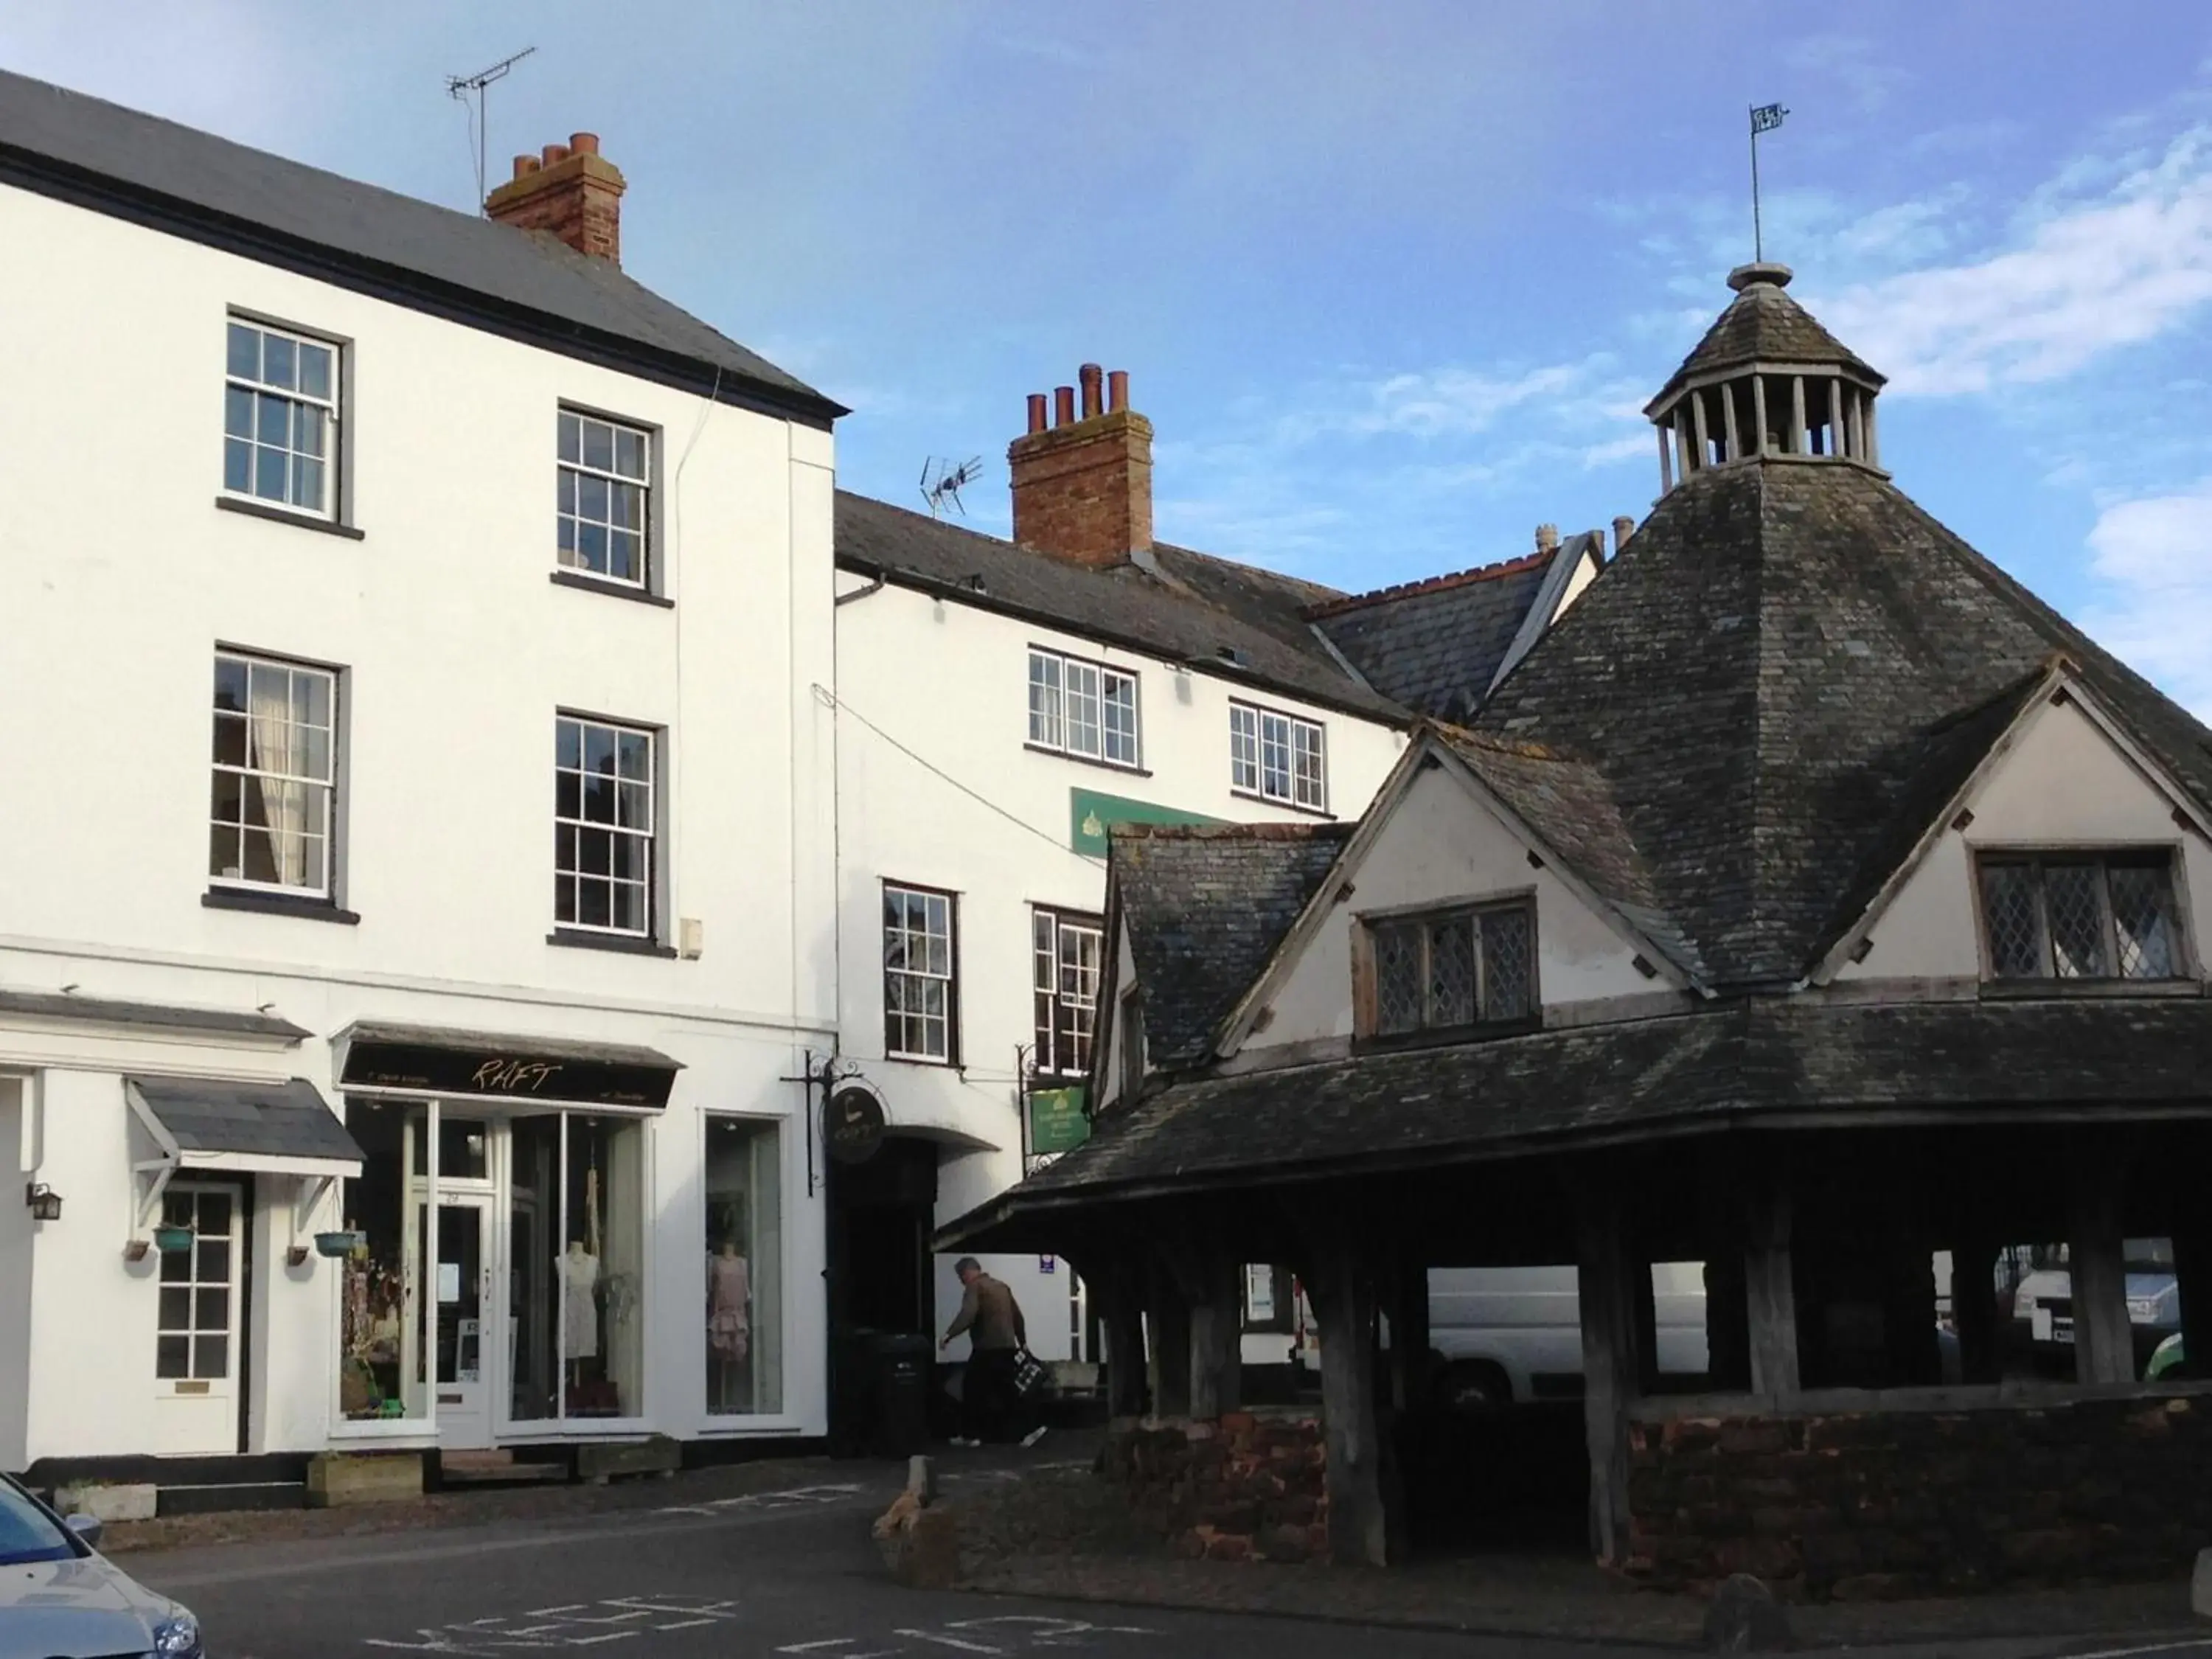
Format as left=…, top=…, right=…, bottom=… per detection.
left=1368, top=900, right=1538, bottom=1037
left=1977, top=852, right=2183, bottom=982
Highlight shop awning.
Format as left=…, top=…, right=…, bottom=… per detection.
left=125, top=1075, right=364, bottom=1177
left=333, top=1021, right=683, bottom=1110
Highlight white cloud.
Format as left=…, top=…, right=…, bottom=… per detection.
left=1324, top=362, right=1587, bottom=439
left=1818, top=128, right=2212, bottom=396
left=2081, top=481, right=2212, bottom=717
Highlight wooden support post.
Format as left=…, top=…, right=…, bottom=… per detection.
left=2172, top=1220, right=2212, bottom=1383
left=1675, top=409, right=1694, bottom=475
left=1691, top=389, right=1711, bottom=467
left=1751, top=375, right=1770, bottom=456
left=1827, top=379, right=1846, bottom=461
left=1790, top=376, right=1807, bottom=455
left=1144, top=1256, right=1192, bottom=1417
left=1307, top=1234, right=1392, bottom=1567
left=1575, top=1179, right=1641, bottom=1568
left=2068, top=1151, right=2135, bottom=1385
left=1657, top=423, right=1674, bottom=492
left=1744, top=1170, right=1801, bottom=1398
left=1952, top=1238, right=2003, bottom=1385
left=1721, top=379, right=1742, bottom=461
left=1704, top=1251, right=1750, bottom=1391
left=1865, top=397, right=1880, bottom=467
left=1632, top=1256, right=1660, bottom=1396
left=1388, top=1260, right=1432, bottom=1413
left=1091, top=1265, right=1147, bottom=1419
left=1187, top=1255, right=1244, bottom=1422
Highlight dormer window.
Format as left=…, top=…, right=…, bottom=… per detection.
left=1361, top=899, right=1536, bottom=1037
left=1977, top=851, right=2183, bottom=981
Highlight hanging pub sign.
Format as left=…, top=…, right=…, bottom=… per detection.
left=825, top=1084, right=888, bottom=1165
left=1027, top=1085, right=1091, bottom=1156
left=338, top=1026, right=680, bottom=1109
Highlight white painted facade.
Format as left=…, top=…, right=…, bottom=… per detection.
left=0, top=174, right=837, bottom=1472
left=830, top=574, right=1405, bottom=1360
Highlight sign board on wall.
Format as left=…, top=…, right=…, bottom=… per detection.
left=825, top=1085, right=888, bottom=1166
left=1028, top=1085, right=1091, bottom=1156
left=1068, top=788, right=1222, bottom=858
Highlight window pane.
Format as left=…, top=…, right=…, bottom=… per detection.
left=2045, top=863, right=2107, bottom=978
left=619, top=732, right=652, bottom=780
left=156, top=1335, right=189, bottom=1380
left=195, top=1287, right=230, bottom=1329
left=194, top=1335, right=229, bottom=1380
left=262, top=333, right=295, bottom=390
left=706, top=1117, right=782, bottom=1415
left=1029, top=653, right=1062, bottom=748
left=615, top=428, right=646, bottom=479
left=227, top=321, right=260, bottom=380
left=1103, top=672, right=1138, bottom=765
left=1980, top=863, right=2043, bottom=978
left=557, top=719, right=582, bottom=768
left=2110, top=863, right=2177, bottom=978
left=298, top=342, right=333, bottom=400
left=559, top=411, right=581, bottom=464
left=1481, top=906, right=1535, bottom=1020
left=1231, top=706, right=1259, bottom=791
left=1374, top=925, right=1422, bottom=1034
left=1427, top=916, right=1475, bottom=1027
left=254, top=443, right=288, bottom=501
left=160, top=1288, right=190, bottom=1329
left=224, top=384, right=254, bottom=439
left=582, top=419, right=614, bottom=471
left=1065, top=661, right=1102, bottom=757
left=223, top=437, right=252, bottom=493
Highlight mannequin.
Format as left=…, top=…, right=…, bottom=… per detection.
left=708, top=1237, right=751, bottom=1412
left=558, top=1238, right=600, bottom=1362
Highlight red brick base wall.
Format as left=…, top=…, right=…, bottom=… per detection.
left=1102, top=1411, right=1329, bottom=1563
left=1627, top=1393, right=2212, bottom=1600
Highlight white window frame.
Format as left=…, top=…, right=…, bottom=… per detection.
left=557, top=408, right=653, bottom=588
left=1027, top=647, right=1140, bottom=769
left=1231, top=700, right=1327, bottom=811
left=223, top=317, right=339, bottom=519
left=209, top=650, right=338, bottom=900
left=1032, top=907, right=1104, bottom=1079
left=554, top=715, right=658, bottom=938
left=884, top=882, right=958, bottom=1064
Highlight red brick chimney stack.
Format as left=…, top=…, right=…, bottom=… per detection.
left=485, top=131, right=627, bottom=263
left=1009, top=363, right=1155, bottom=568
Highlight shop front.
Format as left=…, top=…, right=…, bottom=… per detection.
left=330, top=1022, right=765, bottom=1452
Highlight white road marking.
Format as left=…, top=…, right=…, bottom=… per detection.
left=893, top=1632, right=1007, bottom=1654
left=2059, top=1644, right=2212, bottom=1659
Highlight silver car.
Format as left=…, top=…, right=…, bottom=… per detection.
left=0, top=1471, right=201, bottom=1658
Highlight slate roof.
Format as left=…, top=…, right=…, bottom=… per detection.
left=1307, top=538, right=1596, bottom=722
left=1649, top=265, right=1881, bottom=411
left=945, top=996, right=2212, bottom=1235
left=1463, top=459, right=2212, bottom=989
left=834, top=492, right=1406, bottom=722
left=0, top=988, right=308, bottom=1040
left=129, top=1075, right=364, bottom=1166
left=1112, top=821, right=1357, bottom=1069
left=0, top=69, right=835, bottom=422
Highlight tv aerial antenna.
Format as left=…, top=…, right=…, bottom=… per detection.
left=448, top=46, right=538, bottom=212
left=919, top=456, right=983, bottom=518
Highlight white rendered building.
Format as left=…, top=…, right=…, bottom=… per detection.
left=0, top=72, right=841, bottom=1500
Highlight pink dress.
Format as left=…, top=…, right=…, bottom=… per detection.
left=708, top=1253, right=750, bottom=1362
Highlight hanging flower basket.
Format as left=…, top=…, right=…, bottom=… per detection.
left=315, top=1230, right=366, bottom=1259
left=152, top=1224, right=195, bottom=1254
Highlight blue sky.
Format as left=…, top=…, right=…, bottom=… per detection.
left=10, top=3, right=2212, bottom=712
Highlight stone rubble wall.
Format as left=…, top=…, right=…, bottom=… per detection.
left=1102, top=1410, right=1329, bottom=1563
left=1627, top=1393, right=2212, bottom=1600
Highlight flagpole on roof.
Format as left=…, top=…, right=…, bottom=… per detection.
left=1749, top=102, right=1789, bottom=264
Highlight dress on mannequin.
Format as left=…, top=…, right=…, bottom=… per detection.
left=559, top=1242, right=600, bottom=1360
left=708, top=1245, right=750, bottom=1364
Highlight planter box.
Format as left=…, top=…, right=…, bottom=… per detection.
left=574, top=1436, right=681, bottom=1484
left=54, top=1482, right=158, bottom=1523
left=306, top=1451, right=423, bottom=1508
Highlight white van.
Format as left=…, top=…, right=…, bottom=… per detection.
left=1427, top=1264, right=1710, bottom=1407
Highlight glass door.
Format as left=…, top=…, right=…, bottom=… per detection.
left=425, top=1193, right=498, bottom=1448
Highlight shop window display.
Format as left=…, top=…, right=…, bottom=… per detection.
left=338, top=1101, right=429, bottom=1421
left=705, top=1116, right=782, bottom=1415
left=510, top=1112, right=647, bottom=1421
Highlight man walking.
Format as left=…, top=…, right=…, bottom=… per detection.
left=941, top=1257, right=1043, bottom=1447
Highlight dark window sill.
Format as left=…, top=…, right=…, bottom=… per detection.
left=548, top=928, right=678, bottom=958
left=1352, top=1017, right=1542, bottom=1054
left=550, top=569, right=672, bottom=608
left=1978, top=977, right=2203, bottom=1001
left=885, top=1051, right=961, bottom=1070
left=1230, top=787, right=1335, bottom=821
left=215, top=495, right=365, bottom=540
left=204, top=887, right=360, bottom=925
left=1023, top=742, right=1150, bottom=778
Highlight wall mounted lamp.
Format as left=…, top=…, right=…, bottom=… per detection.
left=24, top=1183, right=61, bottom=1222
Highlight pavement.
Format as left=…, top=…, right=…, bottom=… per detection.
left=100, top=1447, right=2212, bottom=1659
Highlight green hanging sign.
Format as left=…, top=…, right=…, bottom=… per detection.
left=1069, top=788, right=1222, bottom=858
left=1028, top=1085, right=1091, bottom=1155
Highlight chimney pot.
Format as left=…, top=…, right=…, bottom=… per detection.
left=541, top=142, right=570, bottom=167
left=1079, top=364, right=1105, bottom=420
left=1612, top=515, right=1635, bottom=555
left=1535, top=524, right=1560, bottom=552
left=1026, top=393, right=1048, bottom=435
left=1054, top=386, right=1077, bottom=427
left=1107, top=369, right=1129, bottom=413
left=512, top=154, right=539, bottom=178
left=568, top=131, right=601, bottom=156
